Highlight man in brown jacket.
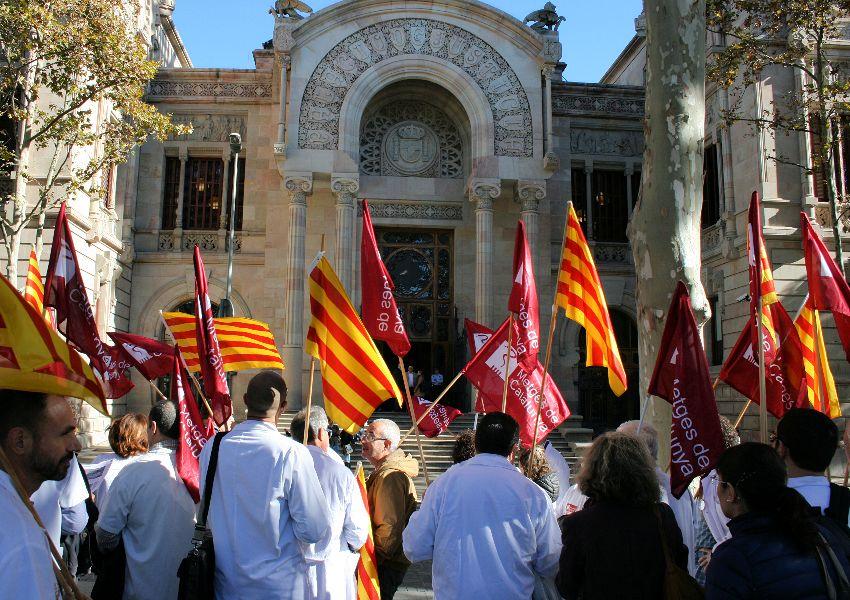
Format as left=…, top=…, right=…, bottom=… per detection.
left=361, top=418, right=419, bottom=599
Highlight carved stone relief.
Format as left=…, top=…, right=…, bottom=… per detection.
left=168, top=115, right=247, bottom=142
left=360, top=100, right=463, bottom=178
left=298, top=18, right=533, bottom=157
left=570, top=128, right=644, bottom=157
left=368, top=200, right=463, bottom=221
left=553, top=93, right=644, bottom=117
left=149, top=80, right=271, bottom=99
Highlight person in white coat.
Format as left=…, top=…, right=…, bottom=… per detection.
left=199, top=370, right=332, bottom=600
left=291, top=407, right=370, bottom=600
left=402, top=412, right=562, bottom=599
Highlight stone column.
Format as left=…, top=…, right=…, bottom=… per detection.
left=218, top=150, right=231, bottom=249
left=469, top=179, right=501, bottom=328
left=625, top=163, right=635, bottom=215
left=174, top=146, right=188, bottom=252
left=584, top=160, right=594, bottom=239
left=516, top=180, right=546, bottom=278
left=283, top=173, right=313, bottom=408
left=275, top=55, right=290, bottom=154
left=331, top=174, right=359, bottom=295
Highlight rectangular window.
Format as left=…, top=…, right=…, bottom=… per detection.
left=571, top=168, right=589, bottom=237
left=183, top=157, right=224, bottom=230
left=702, top=143, right=721, bottom=227
left=810, top=114, right=848, bottom=203
left=591, top=169, right=628, bottom=243
left=161, top=156, right=181, bottom=229
left=223, top=157, right=245, bottom=231
left=708, top=296, right=723, bottom=366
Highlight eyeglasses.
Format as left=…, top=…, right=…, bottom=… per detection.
left=362, top=432, right=388, bottom=443
left=708, top=473, right=731, bottom=489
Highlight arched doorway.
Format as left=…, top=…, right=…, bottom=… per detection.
left=577, top=309, right=640, bottom=434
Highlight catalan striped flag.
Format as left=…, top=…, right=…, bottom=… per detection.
left=161, top=313, right=285, bottom=373
left=24, top=250, right=45, bottom=314
left=355, top=463, right=380, bottom=600
left=748, top=191, right=779, bottom=361
left=0, top=273, right=106, bottom=412
left=305, top=255, right=402, bottom=433
left=794, top=296, right=840, bottom=418
left=555, top=204, right=627, bottom=396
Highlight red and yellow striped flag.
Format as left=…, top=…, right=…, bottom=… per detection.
left=161, top=313, right=284, bottom=373
left=794, top=297, right=840, bottom=418
left=355, top=463, right=380, bottom=600
left=0, top=273, right=106, bottom=413
left=305, top=255, right=402, bottom=433
left=555, top=204, right=627, bottom=396
left=24, top=250, right=45, bottom=314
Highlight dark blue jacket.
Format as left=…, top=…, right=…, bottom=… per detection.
left=706, top=512, right=850, bottom=599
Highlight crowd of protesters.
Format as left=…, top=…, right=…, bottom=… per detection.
left=2, top=373, right=850, bottom=600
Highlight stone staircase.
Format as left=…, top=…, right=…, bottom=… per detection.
left=277, top=411, right=593, bottom=496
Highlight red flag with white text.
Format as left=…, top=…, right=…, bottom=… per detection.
left=410, top=396, right=461, bottom=438
left=648, top=282, right=725, bottom=498
left=173, top=346, right=214, bottom=503
left=108, top=332, right=176, bottom=381
left=801, top=213, right=850, bottom=362
left=360, top=200, right=411, bottom=357
left=43, top=202, right=134, bottom=398
left=193, top=246, right=231, bottom=425
left=508, top=221, right=540, bottom=369
left=464, top=319, right=570, bottom=446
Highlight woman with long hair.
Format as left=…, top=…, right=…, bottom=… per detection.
left=519, top=445, right=560, bottom=503
left=706, top=442, right=850, bottom=599
left=556, top=432, right=688, bottom=599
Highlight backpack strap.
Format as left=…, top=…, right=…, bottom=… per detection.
left=828, top=483, right=850, bottom=524
left=199, top=432, right=226, bottom=527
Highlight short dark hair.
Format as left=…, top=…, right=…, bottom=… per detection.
left=452, top=429, right=476, bottom=464
left=245, top=370, right=287, bottom=413
left=474, top=412, right=519, bottom=457
left=0, top=390, right=49, bottom=442
left=776, top=408, right=838, bottom=472
left=149, top=401, right=179, bottom=440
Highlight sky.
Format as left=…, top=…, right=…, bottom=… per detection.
left=172, top=0, right=642, bottom=83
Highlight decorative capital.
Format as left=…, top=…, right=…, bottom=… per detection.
left=158, top=0, right=175, bottom=18
left=331, top=173, right=359, bottom=195
left=516, top=180, right=546, bottom=212
left=467, top=178, right=501, bottom=208
left=178, top=146, right=188, bottom=161
left=543, top=151, right=560, bottom=172
left=273, top=143, right=286, bottom=157
left=284, top=172, right=313, bottom=204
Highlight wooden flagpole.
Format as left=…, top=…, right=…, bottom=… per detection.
left=501, top=314, right=513, bottom=413
left=733, top=400, right=752, bottom=430
left=0, top=447, right=90, bottom=599
left=399, top=356, right=430, bottom=486
left=143, top=376, right=168, bottom=403
left=303, top=235, right=326, bottom=444
left=399, top=370, right=465, bottom=446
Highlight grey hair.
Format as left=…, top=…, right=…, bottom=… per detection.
left=617, top=420, right=659, bottom=462
left=372, top=418, right=401, bottom=451
left=291, top=406, right=330, bottom=443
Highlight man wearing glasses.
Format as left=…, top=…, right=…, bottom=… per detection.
left=360, top=418, right=419, bottom=599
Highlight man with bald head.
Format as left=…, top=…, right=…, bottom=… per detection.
left=360, top=418, right=419, bottom=599
left=199, top=370, right=332, bottom=599
left=0, top=391, right=81, bottom=598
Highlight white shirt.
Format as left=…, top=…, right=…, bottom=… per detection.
left=788, top=475, right=831, bottom=512
left=544, top=441, right=571, bottom=510
left=98, top=441, right=196, bottom=600
left=199, top=420, right=332, bottom=600
left=0, top=471, right=59, bottom=599
left=657, top=467, right=697, bottom=577
left=557, top=483, right=588, bottom=517
left=86, top=453, right=137, bottom=511
left=31, top=454, right=89, bottom=547
left=402, top=453, right=562, bottom=599
left=304, top=445, right=370, bottom=600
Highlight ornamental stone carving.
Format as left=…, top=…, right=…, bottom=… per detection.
left=570, top=128, right=644, bottom=157
left=168, top=115, right=247, bottom=142
left=368, top=200, right=463, bottom=221
left=360, top=100, right=463, bottom=178
left=468, top=178, right=501, bottom=210
left=298, top=18, right=533, bottom=157
left=516, top=180, right=546, bottom=212
left=285, top=173, right=313, bottom=204
left=149, top=80, right=271, bottom=99
left=331, top=174, right=359, bottom=205
left=553, top=93, right=644, bottom=117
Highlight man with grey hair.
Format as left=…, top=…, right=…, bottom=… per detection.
left=292, top=407, right=369, bottom=600
left=360, top=418, right=419, bottom=599
left=617, top=420, right=697, bottom=577
left=97, top=400, right=196, bottom=600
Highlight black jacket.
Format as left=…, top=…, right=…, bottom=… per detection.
left=705, top=512, right=850, bottom=600
left=556, top=500, right=687, bottom=600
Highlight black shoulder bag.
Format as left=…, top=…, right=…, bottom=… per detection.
left=177, top=432, right=226, bottom=600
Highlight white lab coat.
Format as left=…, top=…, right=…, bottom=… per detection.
left=0, top=470, right=59, bottom=599
left=402, top=453, right=562, bottom=599
left=304, top=445, right=370, bottom=600
left=31, top=453, right=89, bottom=547
left=656, top=467, right=697, bottom=577
left=199, top=420, right=332, bottom=600
left=98, top=442, right=196, bottom=600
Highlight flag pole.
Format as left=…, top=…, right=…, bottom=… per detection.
left=501, top=313, right=513, bottom=413
left=756, top=306, right=768, bottom=443
left=303, top=235, right=326, bottom=444
left=142, top=376, right=168, bottom=403
left=399, top=370, right=465, bottom=445
left=733, top=400, right=752, bottom=430
left=399, top=356, right=430, bottom=486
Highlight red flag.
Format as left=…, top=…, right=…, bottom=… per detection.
left=43, top=203, right=134, bottom=398
left=193, top=246, right=231, bottom=425
left=719, top=306, right=808, bottom=419
left=108, top=332, right=176, bottom=381
left=172, top=346, right=214, bottom=503
left=508, top=221, right=540, bottom=369
left=648, top=282, right=725, bottom=498
left=801, top=213, right=850, bottom=362
left=360, top=200, right=411, bottom=357
left=410, top=396, right=461, bottom=438
left=463, top=319, right=570, bottom=446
